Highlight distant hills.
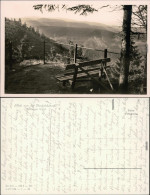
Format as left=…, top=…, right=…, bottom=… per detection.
left=22, top=18, right=120, bottom=32
left=21, top=18, right=121, bottom=52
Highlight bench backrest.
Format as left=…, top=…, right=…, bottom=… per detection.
left=66, top=58, right=110, bottom=70
left=64, top=58, right=111, bottom=76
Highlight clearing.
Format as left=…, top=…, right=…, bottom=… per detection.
left=5, top=62, right=111, bottom=94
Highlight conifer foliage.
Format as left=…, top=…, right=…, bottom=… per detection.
left=5, top=18, right=68, bottom=66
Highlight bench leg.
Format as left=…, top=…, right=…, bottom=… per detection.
left=71, top=66, right=78, bottom=90
left=98, top=69, right=102, bottom=92
left=71, top=81, right=76, bottom=90
left=99, top=69, right=102, bottom=81
left=63, top=80, right=67, bottom=86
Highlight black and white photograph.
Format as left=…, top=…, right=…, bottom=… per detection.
left=2, top=1, right=148, bottom=94
left=1, top=1, right=150, bottom=195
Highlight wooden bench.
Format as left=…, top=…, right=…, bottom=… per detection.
left=56, top=58, right=113, bottom=90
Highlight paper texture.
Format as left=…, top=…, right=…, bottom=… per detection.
left=1, top=98, right=149, bottom=194
left=1, top=0, right=150, bottom=97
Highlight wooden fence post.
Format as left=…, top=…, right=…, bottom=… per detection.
left=43, top=40, right=46, bottom=64
left=104, top=49, right=107, bottom=62
left=74, top=44, right=77, bottom=63
left=9, top=41, right=12, bottom=70
left=103, top=49, right=107, bottom=78
left=72, top=44, right=78, bottom=89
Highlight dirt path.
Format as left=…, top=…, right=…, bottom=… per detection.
left=6, top=64, right=62, bottom=94
left=5, top=63, right=94, bottom=94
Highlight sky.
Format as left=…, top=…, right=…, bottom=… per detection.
left=2, top=1, right=124, bottom=26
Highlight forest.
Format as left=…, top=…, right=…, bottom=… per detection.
left=5, top=18, right=69, bottom=66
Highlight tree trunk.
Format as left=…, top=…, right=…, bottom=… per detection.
left=119, top=5, right=132, bottom=93
left=143, top=25, right=147, bottom=94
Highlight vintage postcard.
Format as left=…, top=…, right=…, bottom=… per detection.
left=1, top=97, right=149, bottom=194
left=1, top=1, right=149, bottom=195
left=0, top=0, right=149, bottom=97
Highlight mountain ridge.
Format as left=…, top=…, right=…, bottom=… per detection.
left=20, top=17, right=121, bottom=52
left=21, top=17, right=121, bottom=32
